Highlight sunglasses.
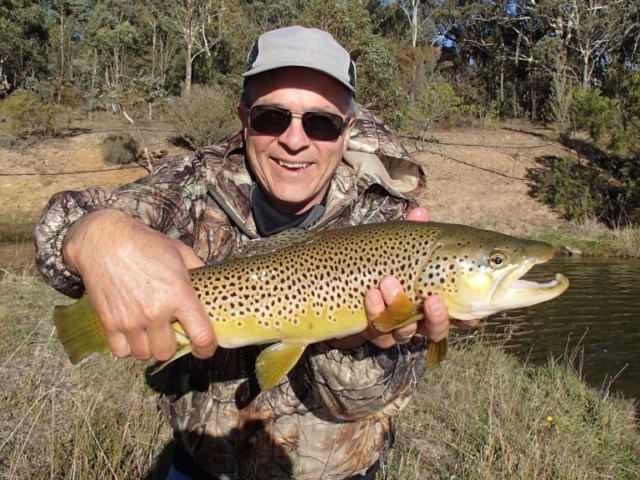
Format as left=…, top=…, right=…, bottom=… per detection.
left=245, top=104, right=351, bottom=141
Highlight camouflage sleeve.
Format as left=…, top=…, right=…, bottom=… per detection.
left=307, top=338, right=429, bottom=421
left=34, top=154, right=208, bottom=298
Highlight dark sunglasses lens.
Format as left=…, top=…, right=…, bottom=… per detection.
left=302, top=113, right=344, bottom=141
left=250, top=106, right=291, bottom=135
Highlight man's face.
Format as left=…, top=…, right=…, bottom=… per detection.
left=238, top=67, right=355, bottom=215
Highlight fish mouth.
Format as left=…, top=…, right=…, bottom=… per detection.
left=491, top=259, right=569, bottom=308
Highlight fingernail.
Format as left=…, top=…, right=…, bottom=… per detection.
left=427, top=298, right=444, bottom=316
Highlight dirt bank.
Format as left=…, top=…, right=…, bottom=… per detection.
left=0, top=118, right=572, bottom=235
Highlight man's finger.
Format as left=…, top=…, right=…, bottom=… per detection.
left=405, top=207, right=430, bottom=222
left=421, top=294, right=450, bottom=342
left=364, top=289, right=386, bottom=321
left=148, top=322, right=180, bottom=361
left=104, top=330, right=132, bottom=358
left=177, top=297, right=218, bottom=359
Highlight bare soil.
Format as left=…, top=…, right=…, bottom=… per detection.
left=0, top=117, right=573, bottom=236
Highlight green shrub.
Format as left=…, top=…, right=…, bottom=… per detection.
left=571, top=89, right=616, bottom=145
left=535, top=156, right=607, bottom=221
left=170, top=84, right=240, bottom=149
left=101, top=133, right=139, bottom=165
left=609, top=71, right=640, bottom=158
left=0, top=90, right=64, bottom=136
left=407, top=75, right=462, bottom=137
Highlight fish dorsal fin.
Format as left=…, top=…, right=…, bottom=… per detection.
left=232, top=228, right=316, bottom=259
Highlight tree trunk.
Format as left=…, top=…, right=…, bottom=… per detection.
left=185, top=40, right=192, bottom=96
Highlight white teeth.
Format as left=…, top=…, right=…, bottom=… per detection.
left=277, top=160, right=309, bottom=169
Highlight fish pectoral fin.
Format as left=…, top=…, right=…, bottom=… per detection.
left=255, top=341, right=307, bottom=391
left=372, top=290, right=418, bottom=332
left=426, top=338, right=448, bottom=368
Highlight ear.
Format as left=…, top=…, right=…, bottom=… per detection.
left=237, top=104, right=250, bottom=139
left=237, top=104, right=249, bottom=127
left=339, top=116, right=357, bottom=152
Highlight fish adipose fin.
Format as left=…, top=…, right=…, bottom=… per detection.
left=255, top=341, right=307, bottom=391
left=53, top=295, right=111, bottom=364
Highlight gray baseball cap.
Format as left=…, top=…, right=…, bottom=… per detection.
left=243, top=26, right=356, bottom=94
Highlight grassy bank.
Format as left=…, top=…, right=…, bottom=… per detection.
left=534, top=218, right=640, bottom=258
left=1, top=271, right=638, bottom=479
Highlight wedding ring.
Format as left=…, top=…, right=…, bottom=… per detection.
left=393, top=329, right=415, bottom=342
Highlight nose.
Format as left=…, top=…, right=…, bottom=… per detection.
left=278, top=113, right=311, bottom=152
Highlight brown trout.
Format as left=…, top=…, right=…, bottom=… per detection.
left=53, top=221, right=569, bottom=390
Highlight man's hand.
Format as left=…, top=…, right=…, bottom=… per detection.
left=328, top=207, right=478, bottom=350
left=63, top=209, right=217, bottom=361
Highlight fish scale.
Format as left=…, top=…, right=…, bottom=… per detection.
left=52, top=221, right=569, bottom=391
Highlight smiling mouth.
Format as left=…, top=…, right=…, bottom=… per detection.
left=276, top=159, right=310, bottom=170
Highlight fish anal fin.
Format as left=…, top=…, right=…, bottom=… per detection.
left=372, top=291, right=417, bottom=332
left=255, top=341, right=307, bottom=391
left=426, top=338, right=448, bottom=368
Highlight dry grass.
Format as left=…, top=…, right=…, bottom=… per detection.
left=0, top=271, right=173, bottom=479
left=1, top=272, right=638, bottom=479
left=387, top=340, right=640, bottom=479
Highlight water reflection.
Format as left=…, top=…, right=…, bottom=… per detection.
left=466, top=256, right=640, bottom=402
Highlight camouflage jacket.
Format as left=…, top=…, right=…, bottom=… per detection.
left=35, top=109, right=430, bottom=479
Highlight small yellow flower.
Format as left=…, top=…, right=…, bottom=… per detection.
left=547, top=415, right=554, bottom=423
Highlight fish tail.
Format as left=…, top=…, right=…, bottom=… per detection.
left=53, top=296, right=111, bottom=364
left=426, top=338, right=448, bottom=368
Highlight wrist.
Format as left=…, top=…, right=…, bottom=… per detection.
left=63, top=209, right=132, bottom=275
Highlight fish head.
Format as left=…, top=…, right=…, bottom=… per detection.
left=416, top=225, right=569, bottom=321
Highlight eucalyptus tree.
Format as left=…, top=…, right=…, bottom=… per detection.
left=152, top=0, right=230, bottom=95
left=46, top=0, right=90, bottom=87
left=0, top=0, right=48, bottom=90
left=531, top=0, right=636, bottom=91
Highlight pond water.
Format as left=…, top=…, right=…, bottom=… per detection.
left=467, top=255, right=640, bottom=403
left=2, top=242, right=639, bottom=403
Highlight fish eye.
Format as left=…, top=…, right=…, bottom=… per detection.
left=489, top=252, right=507, bottom=268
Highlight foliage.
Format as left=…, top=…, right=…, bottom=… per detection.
left=532, top=154, right=640, bottom=227
left=407, top=74, right=462, bottom=136
left=170, top=84, right=240, bottom=150
left=534, top=156, right=607, bottom=222
left=608, top=70, right=640, bottom=159
left=571, top=89, right=616, bottom=145
left=101, top=133, right=139, bottom=165
left=0, top=90, right=66, bottom=137
left=549, top=58, right=574, bottom=138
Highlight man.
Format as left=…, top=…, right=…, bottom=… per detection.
left=35, top=26, right=475, bottom=479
